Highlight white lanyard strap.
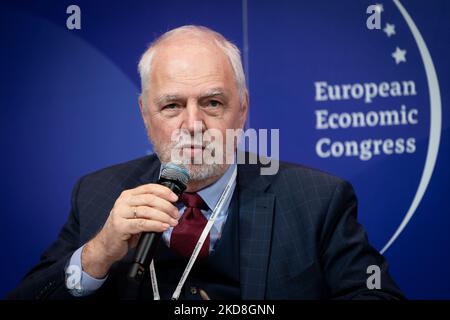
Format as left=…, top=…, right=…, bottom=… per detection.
left=149, top=260, right=160, bottom=300
left=149, top=165, right=237, bottom=300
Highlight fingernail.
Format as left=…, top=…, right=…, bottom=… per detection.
left=162, top=223, right=170, bottom=229
left=171, top=194, right=178, bottom=201
left=171, top=219, right=178, bottom=226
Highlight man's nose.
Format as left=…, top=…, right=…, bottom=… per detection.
left=181, top=100, right=205, bottom=134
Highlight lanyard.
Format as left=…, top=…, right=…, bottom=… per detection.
left=149, top=165, right=237, bottom=300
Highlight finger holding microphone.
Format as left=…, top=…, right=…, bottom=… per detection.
left=128, top=163, right=190, bottom=281
left=80, top=163, right=188, bottom=280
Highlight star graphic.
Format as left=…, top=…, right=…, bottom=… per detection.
left=383, top=23, right=396, bottom=37
left=392, top=47, right=407, bottom=64
left=375, top=3, right=384, bottom=13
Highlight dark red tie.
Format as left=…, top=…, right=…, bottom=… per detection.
left=170, top=192, right=210, bottom=259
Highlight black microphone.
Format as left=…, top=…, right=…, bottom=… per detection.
left=128, top=163, right=190, bottom=282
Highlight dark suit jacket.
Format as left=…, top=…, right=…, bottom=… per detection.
left=8, top=154, right=404, bottom=299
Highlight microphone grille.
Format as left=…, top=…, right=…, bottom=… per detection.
left=160, top=163, right=190, bottom=187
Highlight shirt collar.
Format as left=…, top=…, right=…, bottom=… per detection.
left=197, top=163, right=237, bottom=211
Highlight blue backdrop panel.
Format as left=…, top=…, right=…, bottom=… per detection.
left=1, top=0, right=449, bottom=299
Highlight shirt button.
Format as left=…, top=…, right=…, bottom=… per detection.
left=190, top=287, right=198, bottom=295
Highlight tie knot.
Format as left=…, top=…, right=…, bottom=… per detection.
left=180, top=192, right=208, bottom=210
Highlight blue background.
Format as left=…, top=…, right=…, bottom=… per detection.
left=1, top=0, right=449, bottom=299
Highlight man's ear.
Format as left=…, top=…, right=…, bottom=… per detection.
left=138, top=95, right=149, bottom=129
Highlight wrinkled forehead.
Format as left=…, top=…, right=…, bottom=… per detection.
left=148, top=36, right=237, bottom=95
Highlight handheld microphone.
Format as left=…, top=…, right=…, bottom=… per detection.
left=128, top=163, right=189, bottom=282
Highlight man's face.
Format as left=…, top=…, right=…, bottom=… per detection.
left=139, top=36, right=248, bottom=182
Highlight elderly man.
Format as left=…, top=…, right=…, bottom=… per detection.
left=8, top=25, right=403, bottom=300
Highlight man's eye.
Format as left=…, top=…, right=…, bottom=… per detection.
left=163, top=103, right=178, bottom=110
left=208, top=100, right=221, bottom=107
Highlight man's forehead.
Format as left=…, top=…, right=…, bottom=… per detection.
left=152, top=46, right=229, bottom=75
left=149, top=47, right=235, bottom=93
left=150, top=34, right=232, bottom=74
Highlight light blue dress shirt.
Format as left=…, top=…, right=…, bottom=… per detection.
left=66, top=163, right=237, bottom=296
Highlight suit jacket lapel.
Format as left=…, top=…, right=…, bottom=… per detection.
left=238, top=162, right=275, bottom=300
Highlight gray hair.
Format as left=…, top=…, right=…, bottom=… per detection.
left=138, top=25, right=247, bottom=108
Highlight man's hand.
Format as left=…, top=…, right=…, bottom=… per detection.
left=81, top=184, right=180, bottom=278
